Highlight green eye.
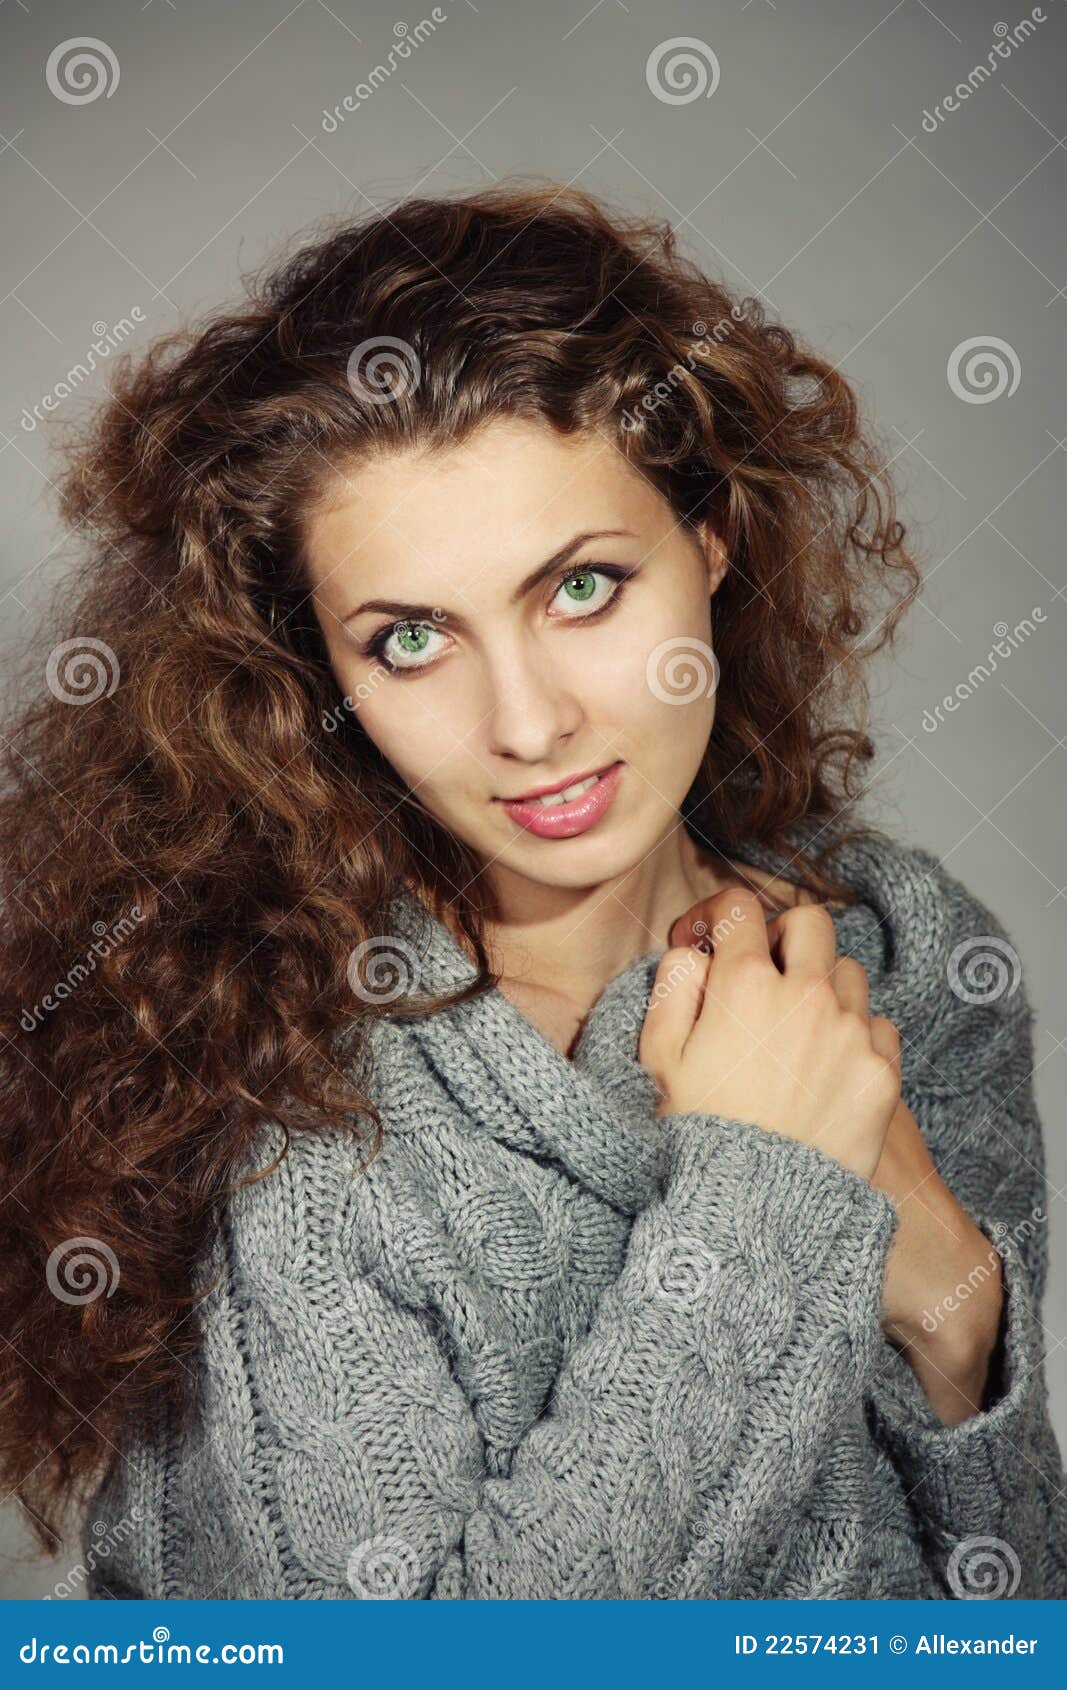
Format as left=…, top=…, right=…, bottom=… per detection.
left=367, top=619, right=445, bottom=673
left=552, top=568, right=619, bottom=616
left=561, top=571, right=598, bottom=603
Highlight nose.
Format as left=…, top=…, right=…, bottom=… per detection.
left=482, top=634, right=583, bottom=764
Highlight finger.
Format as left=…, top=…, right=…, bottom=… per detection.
left=829, top=955, right=869, bottom=1016
left=868, top=1014, right=901, bottom=1073
left=668, top=907, right=712, bottom=952
left=678, top=887, right=774, bottom=966
left=762, top=903, right=838, bottom=981
left=639, top=944, right=711, bottom=1069
left=669, top=887, right=778, bottom=952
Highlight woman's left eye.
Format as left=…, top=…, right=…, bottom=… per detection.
left=550, top=566, right=634, bottom=619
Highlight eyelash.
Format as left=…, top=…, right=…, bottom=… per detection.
left=358, top=564, right=639, bottom=677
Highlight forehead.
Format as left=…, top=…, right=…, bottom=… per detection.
left=301, top=417, right=665, bottom=591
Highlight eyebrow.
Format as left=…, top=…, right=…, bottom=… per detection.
left=338, top=529, right=636, bottom=627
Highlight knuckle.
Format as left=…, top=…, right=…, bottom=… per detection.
left=836, top=1005, right=870, bottom=1040
left=871, top=1013, right=901, bottom=1051
left=780, top=900, right=837, bottom=933
left=724, top=886, right=765, bottom=913
left=803, top=976, right=840, bottom=1016
left=866, top=1040, right=900, bottom=1082
left=714, top=888, right=769, bottom=931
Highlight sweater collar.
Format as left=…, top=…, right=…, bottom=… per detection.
left=374, top=815, right=946, bottom=1215
left=378, top=889, right=669, bottom=1215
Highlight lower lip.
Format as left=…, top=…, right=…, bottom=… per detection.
left=499, top=761, right=624, bottom=838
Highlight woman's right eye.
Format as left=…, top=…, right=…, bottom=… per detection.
left=362, top=620, right=446, bottom=676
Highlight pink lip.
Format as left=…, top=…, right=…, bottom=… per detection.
left=499, top=760, right=624, bottom=839
left=499, top=761, right=616, bottom=801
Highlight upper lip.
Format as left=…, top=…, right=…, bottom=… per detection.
left=498, top=760, right=619, bottom=802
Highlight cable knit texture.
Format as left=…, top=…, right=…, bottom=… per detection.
left=84, top=815, right=1067, bottom=1599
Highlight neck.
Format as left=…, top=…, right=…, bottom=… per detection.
left=474, top=817, right=741, bottom=999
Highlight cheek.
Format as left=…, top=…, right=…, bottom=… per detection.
left=351, top=678, right=482, bottom=797
left=627, top=693, right=716, bottom=783
left=640, top=594, right=719, bottom=724
left=602, top=610, right=719, bottom=741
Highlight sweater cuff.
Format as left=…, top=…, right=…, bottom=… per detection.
left=655, top=1109, right=899, bottom=1296
left=865, top=1215, right=1043, bottom=1535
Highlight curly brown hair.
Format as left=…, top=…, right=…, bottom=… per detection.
left=0, top=179, right=921, bottom=1556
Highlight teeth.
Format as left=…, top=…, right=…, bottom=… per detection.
left=531, top=772, right=601, bottom=807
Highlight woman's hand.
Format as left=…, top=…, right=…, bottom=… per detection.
left=639, top=887, right=901, bottom=1182
left=668, top=882, right=1004, bottom=1421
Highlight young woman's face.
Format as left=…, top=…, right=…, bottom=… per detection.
left=303, top=416, right=728, bottom=894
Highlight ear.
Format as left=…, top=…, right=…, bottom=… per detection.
left=699, top=521, right=730, bottom=597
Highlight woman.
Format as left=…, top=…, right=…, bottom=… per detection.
left=1, top=182, right=1063, bottom=1601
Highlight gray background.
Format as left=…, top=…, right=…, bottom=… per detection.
left=1, top=0, right=1064, bottom=1597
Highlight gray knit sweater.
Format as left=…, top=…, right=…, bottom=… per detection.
left=84, top=817, right=1067, bottom=1599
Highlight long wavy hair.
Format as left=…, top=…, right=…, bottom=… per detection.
left=0, top=179, right=921, bottom=1555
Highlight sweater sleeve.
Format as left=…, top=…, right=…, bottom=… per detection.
left=864, top=975, right=1067, bottom=1599
left=97, top=1109, right=902, bottom=1600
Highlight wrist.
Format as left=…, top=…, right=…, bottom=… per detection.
left=886, top=1180, right=1002, bottom=1346
left=887, top=1322, right=999, bottom=1425
left=884, top=1224, right=1005, bottom=1424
